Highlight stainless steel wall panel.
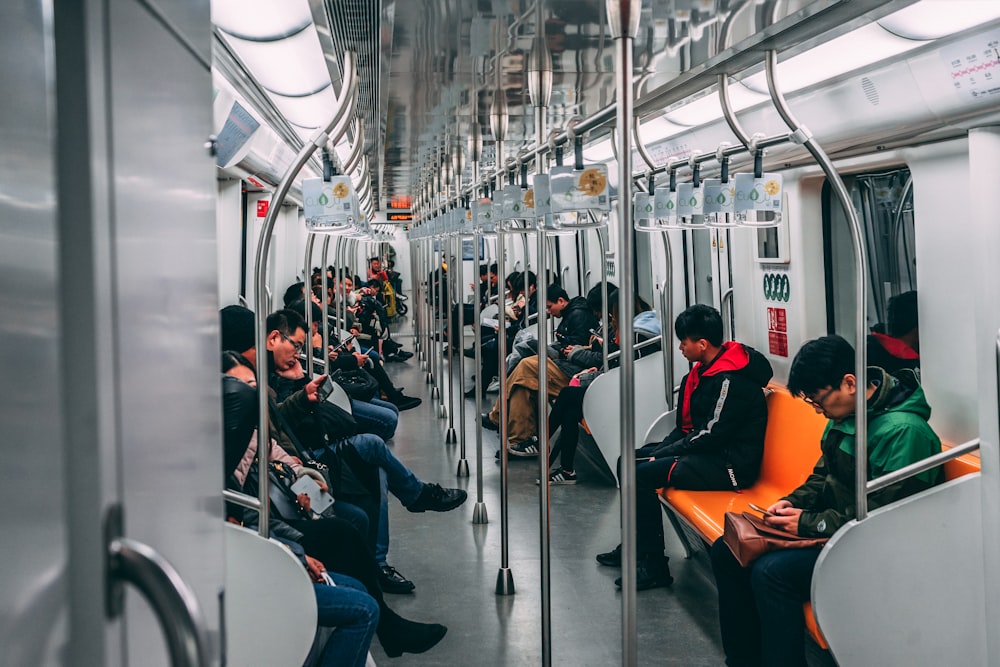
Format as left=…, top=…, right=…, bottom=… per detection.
left=0, top=1, right=70, bottom=664
left=143, top=0, right=212, bottom=67
left=107, top=1, right=221, bottom=665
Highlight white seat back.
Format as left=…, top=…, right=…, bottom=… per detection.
left=224, top=523, right=316, bottom=667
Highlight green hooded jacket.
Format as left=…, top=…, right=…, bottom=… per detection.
left=783, top=368, right=942, bottom=537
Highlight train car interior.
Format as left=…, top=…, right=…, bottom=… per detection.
left=5, top=0, right=1000, bottom=665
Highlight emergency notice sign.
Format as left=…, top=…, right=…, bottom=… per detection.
left=767, top=306, right=788, bottom=357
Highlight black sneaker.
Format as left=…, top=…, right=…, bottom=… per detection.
left=596, top=544, right=622, bottom=567
left=614, top=554, right=674, bottom=590
left=508, top=437, right=539, bottom=458
left=481, top=413, right=499, bottom=431
left=547, top=467, right=577, bottom=485
left=378, top=564, right=415, bottom=594
left=463, top=346, right=476, bottom=359
left=407, top=483, right=468, bottom=513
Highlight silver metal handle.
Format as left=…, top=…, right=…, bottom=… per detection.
left=106, top=508, right=209, bottom=667
left=866, top=438, right=980, bottom=494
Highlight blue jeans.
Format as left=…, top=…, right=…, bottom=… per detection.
left=350, top=397, right=399, bottom=441
left=315, top=573, right=379, bottom=667
left=709, top=538, right=821, bottom=667
left=347, top=433, right=423, bottom=565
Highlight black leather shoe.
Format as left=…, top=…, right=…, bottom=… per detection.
left=379, top=564, right=415, bottom=594
left=379, top=619, right=447, bottom=658
left=481, top=413, right=499, bottom=431
left=389, top=393, right=422, bottom=411
left=463, top=346, right=476, bottom=359
left=596, top=544, right=622, bottom=567
left=615, top=554, right=674, bottom=590
left=407, top=483, right=468, bottom=513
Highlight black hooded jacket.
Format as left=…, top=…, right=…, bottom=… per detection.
left=650, top=342, right=773, bottom=485
left=550, top=296, right=600, bottom=376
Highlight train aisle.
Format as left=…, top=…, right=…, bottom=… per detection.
left=370, top=321, right=726, bottom=665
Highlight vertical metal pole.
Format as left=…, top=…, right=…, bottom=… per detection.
left=659, top=232, right=674, bottom=410
left=303, top=233, right=317, bottom=373
left=456, top=230, right=470, bottom=471
left=445, top=231, right=458, bottom=437
left=607, top=2, right=639, bottom=665
left=435, top=233, right=446, bottom=409
left=597, top=229, right=610, bottom=371
left=764, top=48, right=868, bottom=517
left=320, top=235, right=332, bottom=377
left=472, top=223, right=488, bottom=520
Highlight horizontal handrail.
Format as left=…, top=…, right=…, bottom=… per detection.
left=606, top=336, right=662, bottom=362
left=866, top=438, right=980, bottom=495
left=223, top=489, right=262, bottom=512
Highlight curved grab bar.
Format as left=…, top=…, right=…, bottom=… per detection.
left=254, top=51, right=358, bottom=538
left=107, top=537, right=209, bottom=667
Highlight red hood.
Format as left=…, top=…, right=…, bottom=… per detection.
left=871, top=332, right=919, bottom=360
left=699, top=341, right=751, bottom=377
left=680, top=342, right=751, bottom=432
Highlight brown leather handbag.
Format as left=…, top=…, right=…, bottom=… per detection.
left=722, top=511, right=829, bottom=567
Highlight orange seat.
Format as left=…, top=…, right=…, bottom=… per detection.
left=659, top=387, right=827, bottom=542
left=658, top=387, right=829, bottom=648
left=942, top=445, right=980, bottom=481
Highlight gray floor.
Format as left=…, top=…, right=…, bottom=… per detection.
left=367, top=323, right=727, bottom=665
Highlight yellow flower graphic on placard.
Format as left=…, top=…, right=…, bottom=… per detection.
left=525, top=188, right=535, bottom=208
left=578, top=168, right=607, bottom=196
left=333, top=182, right=350, bottom=199
left=764, top=180, right=780, bottom=196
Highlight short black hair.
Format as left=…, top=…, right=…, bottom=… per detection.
left=220, top=305, right=256, bottom=353
left=546, top=284, right=569, bottom=303
left=489, top=263, right=498, bottom=275
left=221, top=350, right=254, bottom=373
left=479, top=264, right=489, bottom=277
left=674, top=304, right=723, bottom=347
left=289, top=298, right=323, bottom=325
left=887, top=290, right=918, bottom=338
left=787, top=334, right=855, bottom=397
left=265, top=309, right=308, bottom=339
left=586, top=282, right=617, bottom=315
left=282, top=282, right=305, bottom=307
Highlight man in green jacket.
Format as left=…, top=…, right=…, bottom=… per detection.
left=710, top=334, right=941, bottom=667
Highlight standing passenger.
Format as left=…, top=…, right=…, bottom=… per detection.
left=710, top=334, right=941, bottom=667
left=867, top=290, right=920, bottom=376
left=597, top=305, right=773, bottom=590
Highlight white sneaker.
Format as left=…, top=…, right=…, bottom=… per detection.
left=486, top=377, right=500, bottom=393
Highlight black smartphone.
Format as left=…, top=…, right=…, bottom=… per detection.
left=332, top=334, right=356, bottom=354
left=748, top=502, right=774, bottom=517
left=317, top=374, right=335, bottom=402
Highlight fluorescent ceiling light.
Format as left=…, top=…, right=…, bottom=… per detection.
left=583, top=138, right=615, bottom=163
left=221, top=25, right=330, bottom=97
left=740, top=22, right=919, bottom=94
left=878, top=0, right=1000, bottom=40
left=636, top=115, right=687, bottom=144
left=269, top=84, right=338, bottom=129
left=663, top=86, right=769, bottom=126
left=211, top=0, right=312, bottom=40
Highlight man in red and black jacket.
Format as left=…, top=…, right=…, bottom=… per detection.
left=867, top=290, right=920, bottom=376
left=597, top=304, right=773, bottom=590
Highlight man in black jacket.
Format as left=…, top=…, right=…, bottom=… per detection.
left=484, top=285, right=599, bottom=456
left=597, top=304, right=773, bottom=590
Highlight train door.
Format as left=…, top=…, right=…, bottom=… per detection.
left=824, top=167, right=916, bottom=337
left=1, top=2, right=223, bottom=665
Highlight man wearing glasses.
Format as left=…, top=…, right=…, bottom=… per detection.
left=710, top=334, right=942, bottom=667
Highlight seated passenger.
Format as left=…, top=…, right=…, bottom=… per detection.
left=868, top=290, right=920, bottom=376
left=221, top=371, right=446, bottom=658
left=709, top=334, right=942, bottom=667
left=597, top=304, right=773, bottom=590
left=220, top=306, right=466, bottom=594
left=543, top=286, right=660, bottom=484
left=483, top=285, right=600, bottom=457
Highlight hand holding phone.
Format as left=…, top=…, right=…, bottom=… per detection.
left=317, top=374, right=335, bottom=402
left=748, top=502, right=774, bottom=517
left=332, top=334, right=356, bottom=354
